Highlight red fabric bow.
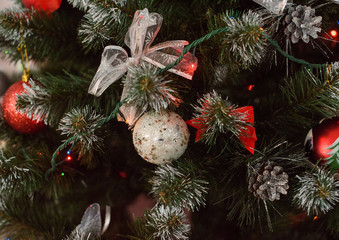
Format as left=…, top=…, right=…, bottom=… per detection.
left=22, top=0, right=62, bottom=13
left=186, top=106, right=257, bottom=154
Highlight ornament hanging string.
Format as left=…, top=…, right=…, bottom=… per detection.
left=17, top=21, right=30, bottom=82
left=45, top=99, right=126, bottom=178
left=158, top=27, right=326, bottom=75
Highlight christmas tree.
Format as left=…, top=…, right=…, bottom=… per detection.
left=0, top=0, right=338, bottom=239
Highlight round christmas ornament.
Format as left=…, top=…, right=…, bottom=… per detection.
left=22, top=0, right=62, bottom=13
left=1, top=81, right=45, bottom=134
left=304, top=116, right=339, bottom=170
left=132, top=111, right=190, bottom=164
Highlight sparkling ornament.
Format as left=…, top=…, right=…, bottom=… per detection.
left=253, top=0, right=287, bottom=14
left=1, top=81, right=45, bottom=134
left=284, top=5, right=322, bottom=44
left=248, top=161, right=289, bottom=201
left=22, top=0, right=62, bottom=13
left=304, top=116, right=339, bottom=170
left=133, top=111, right=190, bottom=164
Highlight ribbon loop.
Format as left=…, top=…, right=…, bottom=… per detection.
left=88, top=46, right=128, bottom=96
left=125, top=9, right=163, bottom=61
left=88, top=8, right=198, bottom=124
left=75, top=203, right=102, bottom=239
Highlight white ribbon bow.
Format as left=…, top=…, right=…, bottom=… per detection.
left=88, top=8, right=198, bottom=97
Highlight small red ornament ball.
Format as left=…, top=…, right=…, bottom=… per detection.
left=1, top=81, right=45, bottom=134
left=22, top=0, right=62, bottom=13
left=305, top=116, right=339, bottom=165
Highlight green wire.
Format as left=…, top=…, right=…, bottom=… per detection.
left=158, top=27, right=325, bottom=75
left=45, top=99, right=126, bottom=178
left=46, top=26, right=327, bottom=178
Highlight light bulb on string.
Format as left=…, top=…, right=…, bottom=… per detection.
left=330, top=30, right=338, bottom=38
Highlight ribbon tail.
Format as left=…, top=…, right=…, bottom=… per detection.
left=239, top=125, right=257, bottom=154
left=74, top=203, right=102, bottom=239
left=186, top=118, right=206, bottom=142
left=117, top=72, right=147, bottom=127
left=88, top=46, right=129, bottom=96
left=144, top=41, right=198, bottom=80
left=231, top=106, right=256, bottom=154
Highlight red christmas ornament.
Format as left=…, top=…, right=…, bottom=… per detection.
left=305, top=116, right=339, bottom=170
left=22, top=0, right=62, bottom=13
left=1, top=81, right=45, bottom=134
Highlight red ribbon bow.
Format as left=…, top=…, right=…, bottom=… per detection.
left=22, top=0, right=62, bottom=13
left=186, top=106, right=257, bottom=154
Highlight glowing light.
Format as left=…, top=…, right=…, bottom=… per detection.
left=119, top=171, right=127, bottom=178
left=248, top=85, right=255, bottom=91
left=230, top=16, right=234, bottom=19
left=330, top=30, right=338, bottom=38
left=61, top=173, right=65, bottom=176
left=191, top=63, right=196, bottom=69
left=4, top=51, right=8, bottom=54
left=66, top=156, right=72, bottom=161
left=67, top=150, right=71, bottom=155
left=313, top=216, right=319, bottom=221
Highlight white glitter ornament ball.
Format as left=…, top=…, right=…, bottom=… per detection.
left=133, top=111, right=190, bottom=164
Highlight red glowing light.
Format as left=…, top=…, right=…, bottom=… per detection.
left=248, top=85, right=255, bottom=91
left=191, top=63, right=196, bottom=69
left=119, top=171, right=127, bottom=178
left=66, top=156, right=72, bottom=161
left=313, top=216, right=319, bottom=221
left=330, top=30, right=337, bottom=38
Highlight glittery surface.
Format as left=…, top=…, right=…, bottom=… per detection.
left=133, top=111, right=190, bottom=164
left=1, top=81, right=45, bottom=134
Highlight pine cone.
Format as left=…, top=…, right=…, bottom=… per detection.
left=284, top=5, right=322, bottom=44
left=248, top=161, right=289, bottom=201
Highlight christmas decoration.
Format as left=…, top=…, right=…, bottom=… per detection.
left=304, top=116, right=339, bottom=170
left=187, top=91, right=257, bottom=154
left=284, top=5, right=322, bottom=44
left=253, top=0, right=287, bottom=14
left=22, top=0, right=62, bottom=13
left=248, top=161, right=289, bottom=201
left=88, top=8, right=197, bottom=125
left=1, top=81, right=45, bottom=134
left=68, top=203, right=102, bottom=239
left=294, top=168, right=339, bottom=215
left=132, top=111, right=190, bottom=164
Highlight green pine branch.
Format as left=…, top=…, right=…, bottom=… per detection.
left=0, top=150, right=43, bottom=195
left=16, top=72, right=121, bottom=127
left=0, top=7, right=85, bottom=67
left=150, top=162, right=208, bottom=211
left=259, top=64, right=339, bottom=138
left=207, top=10, right=268, bottom=71
left=325, top=137, right=339, bottom=171
left=0, top=193, right=71, bottom=240
left=76, top=0, right=131, bottom=52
